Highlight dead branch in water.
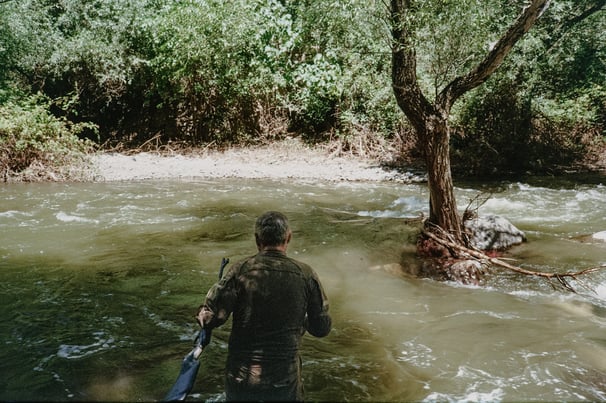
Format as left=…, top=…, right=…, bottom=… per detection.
left=421, top=227, right=606, bottom=292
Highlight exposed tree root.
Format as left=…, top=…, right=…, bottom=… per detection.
left=421, top=226, right=606, bottom=292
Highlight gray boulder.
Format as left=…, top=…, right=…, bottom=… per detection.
left=464, top=214, right=526, bottom=251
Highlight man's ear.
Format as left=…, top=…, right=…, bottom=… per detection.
left=286, top=231, right=292, bottom=244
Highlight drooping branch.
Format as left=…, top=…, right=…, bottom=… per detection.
left=422, top=227, right=605, bottom=292
left=437, top=0, right=551, bottom=110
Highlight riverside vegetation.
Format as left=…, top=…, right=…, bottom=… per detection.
left=0, top=0, right=604, bottom=182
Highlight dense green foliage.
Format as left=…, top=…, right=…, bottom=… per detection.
left=0, top=0, right=604, bottom=179
left=0, top=93, right=96, bottom=181
left=449, top=1, right=606, bottom=175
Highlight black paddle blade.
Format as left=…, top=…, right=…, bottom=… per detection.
left=163, top=350, right=201, bottom=401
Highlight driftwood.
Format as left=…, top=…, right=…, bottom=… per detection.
left=422, top=227, right=606, bottom=292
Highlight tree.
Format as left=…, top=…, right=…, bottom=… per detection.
left=390, top=0, right=552, bottom=245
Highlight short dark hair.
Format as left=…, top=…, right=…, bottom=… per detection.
left=255, top=211, right=290, bottom=247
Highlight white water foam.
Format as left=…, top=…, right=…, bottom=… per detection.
left=595, top=283, right=606, bottom=301
left=57, top=331, right=119, bottom=359
left=55, top=211, right=99, bottom=224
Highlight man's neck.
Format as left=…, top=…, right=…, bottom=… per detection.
left=259, top=244, right=287, bottom=253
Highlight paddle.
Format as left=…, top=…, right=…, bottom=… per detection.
left=163, top=257, right=230, bottom=401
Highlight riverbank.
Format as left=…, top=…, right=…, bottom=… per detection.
left=91, top=138, right=425, bottom=183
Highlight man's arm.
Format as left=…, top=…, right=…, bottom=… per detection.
left=196, top=264, right=240, bottom=329
left=305, top=276, right=332, bottom=337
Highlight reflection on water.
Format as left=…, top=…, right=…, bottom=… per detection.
left=1, top=177, right=605, bottom=401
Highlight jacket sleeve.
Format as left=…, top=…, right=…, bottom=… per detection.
left=305, top=273, right=332, bottom=337
left=197, top=262, right=240, bottom=330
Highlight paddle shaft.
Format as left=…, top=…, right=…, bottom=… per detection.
left=163, top=257, right=230, bottom=401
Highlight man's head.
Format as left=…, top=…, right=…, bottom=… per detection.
left=255, top=211, right=292, bottom=251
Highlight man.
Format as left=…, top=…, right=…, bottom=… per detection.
left=197, top=211, right=332, bottom=402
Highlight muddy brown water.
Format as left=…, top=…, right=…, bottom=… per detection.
left=1, top=177, right=605, bottom=401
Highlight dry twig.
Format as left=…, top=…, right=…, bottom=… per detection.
left=462, top=192, right=492, bottom=221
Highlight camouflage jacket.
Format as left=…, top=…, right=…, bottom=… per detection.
left=199, top=250, right=331, bottom=401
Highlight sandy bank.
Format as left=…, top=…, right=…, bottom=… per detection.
left=91, top=141, right=425, bottom=183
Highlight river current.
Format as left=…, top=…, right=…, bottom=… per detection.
left=1, top=176, right=605, bottom=401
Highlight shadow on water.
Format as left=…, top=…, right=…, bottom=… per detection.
left=457, top=171, right=606, bottom=190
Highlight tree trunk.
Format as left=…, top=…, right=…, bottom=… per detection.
left=423, top=118, right=463, bottom=240
left=390, top=0, right=464, bottom=243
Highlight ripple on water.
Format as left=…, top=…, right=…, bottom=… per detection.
left=56, top=331, right=128, bottom=359
left=398, top=341, right=435, bottom=369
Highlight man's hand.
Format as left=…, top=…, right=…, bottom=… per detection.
left=195, top=307, right=212, bottom=348
left=196, top=306, right=205, bottom=327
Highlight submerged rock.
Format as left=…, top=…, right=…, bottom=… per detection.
left=413, top=258, right=489, bottom=285
left=447, top=259, right=488, bottom=285
left=464, top=214, right=526, bottom=251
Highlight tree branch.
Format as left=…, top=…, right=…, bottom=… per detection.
left=438, top=0, right=550, bottom=110
left=564, top=0, right=606, bottom=27
left=542, top=0, right=606, bottom=53
left=390, top=0, right=437, bottom=131
left=421, top=227, right=605, bottom=292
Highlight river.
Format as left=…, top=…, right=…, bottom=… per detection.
left=1, top=176, right=605, bottom=401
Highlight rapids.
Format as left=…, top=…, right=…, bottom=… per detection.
left=1, top=176, right=605, bottom=401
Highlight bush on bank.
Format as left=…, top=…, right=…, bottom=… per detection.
left=0, top=93, right=96, bottom=182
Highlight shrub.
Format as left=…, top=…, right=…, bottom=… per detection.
left=0, top=94, right=97, bottom=182
left=451, top=75, right=600, bottom=177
